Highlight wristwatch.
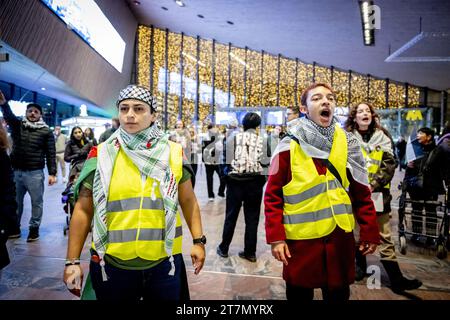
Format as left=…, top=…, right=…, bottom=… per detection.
left=193, top=235, right=207, bottom=245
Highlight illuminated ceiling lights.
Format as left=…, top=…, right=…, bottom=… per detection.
left=359, top=1, right=375, bottom=46
left=175, top=0, right=185, bottom=7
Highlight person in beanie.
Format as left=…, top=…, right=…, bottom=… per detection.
left=264, top=83, right=379, bottom=301
left=63, top=85, right=205, bottom=300
left=0, top=90, right=57, bottom=242
left=345, top=102, right=422, bottom=293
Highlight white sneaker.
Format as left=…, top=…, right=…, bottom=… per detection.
left=208, top=197, right=214, bottom=202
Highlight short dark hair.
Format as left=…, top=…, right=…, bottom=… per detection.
left=242, top=112, right=261, bottom=131
left=418, top=127, right=435, bottom=137
left=26, top=103, right=42, bottom=114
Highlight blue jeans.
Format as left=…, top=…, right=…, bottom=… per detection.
left=14, top=169, right=45, bottom=229
left=89, top=254, right=188, bottom=300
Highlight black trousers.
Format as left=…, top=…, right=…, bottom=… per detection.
left=286, top=284, right=350, bottom=301
left=218, top=176, right=265, bottom=256
left=205, top=164, right=226, bottom=198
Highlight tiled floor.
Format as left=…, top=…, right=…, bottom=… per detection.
left=1, top=165, right=449, bottom=300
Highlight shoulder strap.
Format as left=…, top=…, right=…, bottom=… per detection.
left=288, top=134, right=343, bottom=186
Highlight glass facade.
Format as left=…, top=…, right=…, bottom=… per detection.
left=0, top=80, right=108, bottom=127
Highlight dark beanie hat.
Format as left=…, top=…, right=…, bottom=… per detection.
left=27, top=103, right=43, bottom=114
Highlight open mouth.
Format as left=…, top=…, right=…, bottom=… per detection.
left=362, top=117, right=369, bottom=121
left=320, top=109, right=331, bottom=118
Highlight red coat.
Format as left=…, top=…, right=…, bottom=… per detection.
left=264, top=149, right=379, bottom=289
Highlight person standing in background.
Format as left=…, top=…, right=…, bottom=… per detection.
left=84, top=127, right=98, bottom=146
left=0, top=90, right=56, bottom=242
left=217, top=113, right=267, bottom=262
left=54, top=126, right=68, bottom=183
left=99, top=118, right=120, bottom=143
left=345, top=102, right=422, bottom=293
left=0, top=120, right=17, bottom=273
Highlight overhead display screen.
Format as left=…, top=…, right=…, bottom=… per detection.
left=41, top=0, right=126, bottom=72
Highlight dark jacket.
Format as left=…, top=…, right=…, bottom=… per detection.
left=99, top=128, right=116, bottom=143
left=405, top=142, right=445, bottom=198
left=434, top=134, right=450, bottom=187
left=0, top=103, right=56, bottom=175
left=0, top=150, right=17, bottom=269
left=64, top=140, right=92, bottom=164
left=64, top=139, right=92, bottom=179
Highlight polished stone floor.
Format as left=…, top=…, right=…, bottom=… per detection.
left=0, top=164, right=449, bottom=300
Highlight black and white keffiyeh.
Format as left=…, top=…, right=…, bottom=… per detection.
left=22, top=117, right=48, bottom=129
left=116, top=84, right=158, bottom=111
left=278, top=116, right=369, bottom=186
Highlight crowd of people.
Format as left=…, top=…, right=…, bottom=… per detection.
left=0, top=83, right=449, bottom=301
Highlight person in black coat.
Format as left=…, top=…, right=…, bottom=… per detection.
left=0, top=120, right=17, bottom=271
left=64, top=126, right=93, bottom=181
left=404, top=127, right=445, bottom=245
left=0, top=90, right=56, bottom=242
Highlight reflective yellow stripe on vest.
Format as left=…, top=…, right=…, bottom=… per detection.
left=93, top=141, right=183, bottom=261
left=282, top=125, right=355, bottom=240
left=361, top=148, right=390, bottom=189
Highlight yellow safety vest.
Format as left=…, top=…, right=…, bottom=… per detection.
left=361, top=148, right=390, bottom=189
left=93, top=141, right=183, bottom=260
left=282, top=126, right=355, bottom=240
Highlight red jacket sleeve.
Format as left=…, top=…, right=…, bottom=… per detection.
left=348, top=172, right=380, bottom=244
left=264, top=151, right=290, bottom=243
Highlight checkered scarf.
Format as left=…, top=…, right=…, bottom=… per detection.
left=22, top=117, right=48, bottom=129
left=287, top=116, right=369, bottom=186
left=353, top=128, right=394, bottom=156
left=92, top=123, right=178, bottom=262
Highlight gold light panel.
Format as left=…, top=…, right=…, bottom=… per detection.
left=137, top=25, right=151, bottom=87
left=369, top=78, right=386, bottom=108
left=350, top=73, right=368, bottom=107
left=230, top=46, right=246, bottom=107
left=315, top=65, right=331, bottom=86
left=137, top=26, right=422, bottom=122
left=388, top=82, right=405, bottom=109
left=214, top=43, right=229, bottom=109
left=198, top=39, right=213, bottom=123
left=408, top=85, right=420, bottom=107
left=296, top=61, right=313, bottom=105
left=167, top=31, right=182, bottom=129
left=279, top=57, right=296, bottom=107
left=246, top=50, right=262, bottom=106
left=262, top=53, right=278, bottom=106
left=333, top=69, right=349, bottom=107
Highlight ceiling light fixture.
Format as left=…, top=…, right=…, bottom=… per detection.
left=41, top=87, right=46, bottom=91
left=175, top=0, right=185, bottom=7
left=359, top=1, right=375, bottom=46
